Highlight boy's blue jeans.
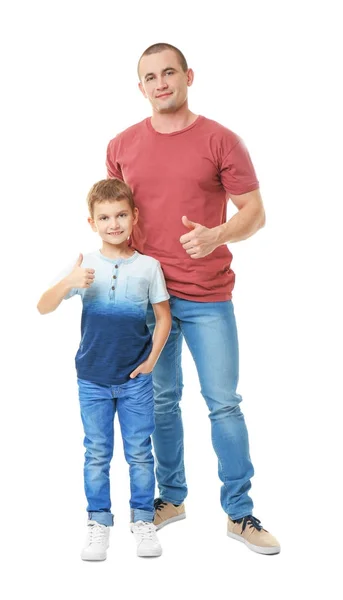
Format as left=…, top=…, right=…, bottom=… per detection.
left=146, top=296, right=254, bottom=520
left=77, top=374, right=155, bottom=526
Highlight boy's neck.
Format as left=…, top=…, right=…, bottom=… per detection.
left=100, top=241, right=135, bottom=260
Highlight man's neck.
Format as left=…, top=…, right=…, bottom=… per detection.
left=150, top=106, right=198, bottom=134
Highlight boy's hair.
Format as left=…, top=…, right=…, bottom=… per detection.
left=87, top=179, right=135, bottom=218
left=137, top=43, right=188, bottom=78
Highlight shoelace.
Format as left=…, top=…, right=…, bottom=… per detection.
left=154, top=498, right=167, bottom=512
left=132, top=521, right=155, bottom=540
left=88, top=523, right=107, bottom=544
left=234, top=515, right=263, bottom=534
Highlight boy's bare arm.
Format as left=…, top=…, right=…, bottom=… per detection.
left=37, top=279, right=74, bottom=315
left=130, top=300, right=171, bottom=378
left=37, top=254, right=95, bottom=315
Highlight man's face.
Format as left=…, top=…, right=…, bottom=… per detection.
left=88, top=199, right=138, bottom=246
left=138, top=50, right=193, bottom=114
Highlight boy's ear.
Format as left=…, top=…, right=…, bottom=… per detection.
left=133, top=207, right=139, bottom=225
left=88, top=217, right=97, bottom=232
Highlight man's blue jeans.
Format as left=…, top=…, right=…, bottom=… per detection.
left=77, top=374, right=155, bottom=525
left=146, top=296, right=254, bottom=520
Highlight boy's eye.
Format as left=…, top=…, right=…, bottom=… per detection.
left=99, top=216, right=109, bottom=220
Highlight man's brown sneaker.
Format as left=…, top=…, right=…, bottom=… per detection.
left=153, top=498, right=186, bottom=530
left=227, top=515, right=280, bottom=555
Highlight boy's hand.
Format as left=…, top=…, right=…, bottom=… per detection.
left=130, top=359, right=154, bottom=378
left=65, top=254, right=95, bottom=289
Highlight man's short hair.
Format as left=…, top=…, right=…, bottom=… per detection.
left=87, top=179, right=135, bottom=218
left=138, top=43, right=188, bottom=78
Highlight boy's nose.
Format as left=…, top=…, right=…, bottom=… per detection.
left=109, top=218, right=119, bottom=229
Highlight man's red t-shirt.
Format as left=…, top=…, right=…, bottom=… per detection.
left=106, top=116, right=259, bottom=302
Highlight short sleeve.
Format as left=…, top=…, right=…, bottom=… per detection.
left=220, top=139, right=259, bottom=195
left=149, top=262, right=170, bottom=304
left=106, top=137, right=124, bottom=180
left=64, top=287, right=79, bottom=300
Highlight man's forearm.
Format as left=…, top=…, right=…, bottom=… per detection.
left=179, top=190, right=266, bottom=259
left=214, top=202, right=266, bottom=245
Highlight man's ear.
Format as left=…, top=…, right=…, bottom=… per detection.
left=88, top=217, right=97, bottom=232
left=138, top=81, right=147, bottom=98
left=187, top=68, right=194, bottom=87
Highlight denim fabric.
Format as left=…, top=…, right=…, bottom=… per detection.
left=78, top=374, right=155, bottom=525
left=146, top=296, right=254, bottom=520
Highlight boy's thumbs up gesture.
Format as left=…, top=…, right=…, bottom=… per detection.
left=75, top=254, right=83, bottom=267
left=179, top=215, right=219, bottom=259
left=66, top=254, right=95, bottom=288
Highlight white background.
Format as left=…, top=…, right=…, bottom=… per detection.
left=1, top=0, right=342, bottom=598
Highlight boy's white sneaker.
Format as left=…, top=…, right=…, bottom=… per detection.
left=130, top=521, right=162, bottom=557
left=81, top=520, right=110, bottom=561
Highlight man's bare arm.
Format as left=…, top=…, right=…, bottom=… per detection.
left=179, top=189, right=265, bottom=259
left=216, top=188, right=266, bottom=244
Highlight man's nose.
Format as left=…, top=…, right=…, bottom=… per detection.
left=156, top=77, right=168, bottom=90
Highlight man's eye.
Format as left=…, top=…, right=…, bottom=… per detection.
left=100, top=216, right=108, bottom=220
left=166, top=71, right=174, bottom=75
left=146, top=76, right=153, bottom=82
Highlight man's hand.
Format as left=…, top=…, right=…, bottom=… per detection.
left=65, top=254, right=95, bottom=288
left=179, top=216, right=219, bottom=259
left=130, top=359, right=154, bottom=379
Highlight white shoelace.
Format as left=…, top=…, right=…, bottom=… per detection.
left=88, top=522, right=107, bottom=544
left=132, top=521, right=156, bottom=540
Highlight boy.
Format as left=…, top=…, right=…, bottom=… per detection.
left=37, top=178, right=171, bottom=560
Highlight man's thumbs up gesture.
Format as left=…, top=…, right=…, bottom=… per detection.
left=179, top=216, right=220, bottom=259
left=66, top=254, right=95, bottom=288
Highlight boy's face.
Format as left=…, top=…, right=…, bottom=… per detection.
left=88, top=199, right=138, bottom=246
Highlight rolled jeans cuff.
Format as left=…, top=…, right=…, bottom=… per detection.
left=88, top=511, right=114, bottom=526
left=131, top=508, right=154, bottom=523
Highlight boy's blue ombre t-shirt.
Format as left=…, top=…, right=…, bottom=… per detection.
left=64, top=250, right=169, bottom=385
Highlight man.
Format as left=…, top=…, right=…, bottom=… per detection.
left=106, top=43, right=280, bottom=555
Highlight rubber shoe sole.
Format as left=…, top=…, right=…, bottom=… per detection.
left=155, top=512, right=186, bottom=531
left=227, top=530, right=280, bottom=555
left=81, top=550, right=107, bottom=561
left=137, top=546, right=163, bottom=558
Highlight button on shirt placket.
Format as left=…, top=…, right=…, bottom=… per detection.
left=109, top=263, right=119, bottom=301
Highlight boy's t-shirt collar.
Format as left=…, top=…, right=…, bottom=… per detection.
left=97, top=250, right=139, bottom=265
